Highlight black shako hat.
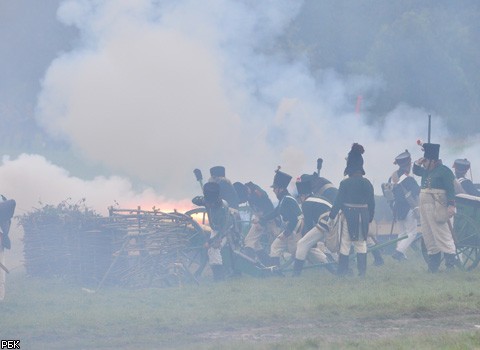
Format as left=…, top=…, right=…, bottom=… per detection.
left=453, top=159, right=470, bottom=172
left=271, top=168, right=292, bottom=188
left=210, top=166, right=225, bottom=177
left=394, top=150, right=411, bottom=166
left=423, top=143, right=440, bottom=160
left=203, top=182, right=220, bottom=202
left=344, top=143, right=365, bottom=176
left=296, top=180, right=312, bottom=196
left=300, top=173, right=315, bottom=183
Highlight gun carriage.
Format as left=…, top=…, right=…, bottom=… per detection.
left=451, top=194, right=480, bottom=270
left=418, top=193, right=480, bottom=271
left=20, top=203, right=208, bottom=289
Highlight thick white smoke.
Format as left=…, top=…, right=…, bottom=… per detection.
left=1, top=153, right=192, bottom=269
left=32, top=0, right=480, bottom=198
left=5, top=0, right=480, bottom=269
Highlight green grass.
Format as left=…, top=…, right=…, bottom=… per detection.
left=1, top=254, right=480, bottom=349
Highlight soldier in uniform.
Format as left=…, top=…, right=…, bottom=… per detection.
left=452, top=159, right=480, bottom=196
left=192, top=182, right=239, bottom=281
left=304, top=159, right=384, bottom=267
left=233, top=181, right=280, bottom=264
left=301, top=158, right=339, bottom=205
left=208, top=166, right=240, bottom=210
left=387, top=150, right=421, bottom=261
left=292, top=179, right=333, bottom=276
left=328, top=143, right=375, bottom=277
left=413, top=143, right=457, bottom=272
left=0, top=196, right=15, bottom=301
left=0, top=226, right=6, bottom=301
left=261, top=168, right=304, bottom=270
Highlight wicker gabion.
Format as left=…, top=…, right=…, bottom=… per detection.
left=18, top=200, right=206, bottom=288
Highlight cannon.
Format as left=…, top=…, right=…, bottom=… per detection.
left=418, top=193, right=480, bottom=271
left=451, top=194, right=480, bottom=270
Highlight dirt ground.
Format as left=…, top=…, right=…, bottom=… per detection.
left=195, top=312, right=480, bottom=345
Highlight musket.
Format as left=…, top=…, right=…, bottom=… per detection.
left=428, top=114, right=431, bottom=143
left=416, top=115, right=432, bottom=151
left=0, top=261, right=9, bottom=274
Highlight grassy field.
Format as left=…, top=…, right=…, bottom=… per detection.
left=1, top=252, right=480, bottom=349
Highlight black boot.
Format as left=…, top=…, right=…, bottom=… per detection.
left=427, top=253, right=441, bottom=273
left=372, top=249, right=384, bottom=266
left=292, top=258, right=305, bottom=277
left=392, top=250, right=407, bottom=262
left=357, top=253, right=367, bottom=277
left=256, top=250, right=272, bottom=267
left=337, top=254, right=349, bottom=276
left=444, top=253, right=457, bottom=270
left=210, top=264, right=225, bottom=281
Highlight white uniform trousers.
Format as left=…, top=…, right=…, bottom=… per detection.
left=270, top=219, right=304, bottom=258
left=338, top=213, right=367, bottom=256
left=419, top=190, right=456, bottom=255
left=295, top=225, right=328, bottom=263
left=244, top=217, right=280, bottom=251
left=396, top=209, right=419, bottom=256
left=207, top=231, right=226, bottom=265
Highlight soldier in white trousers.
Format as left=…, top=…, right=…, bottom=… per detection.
left=293, top=179, right=332, bottom=276
left=384, top=150, right=421, bottom=261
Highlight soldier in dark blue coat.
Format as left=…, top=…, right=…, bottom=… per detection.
left=261, top=168, right=304, bottom=270
left=233, top=181, right=280, bottom=264
left=292, top=179, right=332, bottom=276
left=453, top=159, right=480, bottom=196
left=192, top=182, right=239, bottom=281
left=302, top=158, right=339, bottom=205
left=208, top=166, right=240, bottom=210
left=386, top=150, right=421, bottom=261
left=328, top=143, right=375, bottom=277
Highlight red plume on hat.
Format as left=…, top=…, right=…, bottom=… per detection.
left=344, top=143, right=365, bottom=176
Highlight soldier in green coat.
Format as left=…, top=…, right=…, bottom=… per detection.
left=413, top=143, right=457, bottom=272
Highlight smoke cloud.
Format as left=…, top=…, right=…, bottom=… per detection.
left=14, top=0, right=480, bottom=203
left=4, top=0, right=480, bottom=269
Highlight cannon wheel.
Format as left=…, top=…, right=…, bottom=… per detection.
left=172, top=210, right=209, bottom=280
left=419, top=214, right=480, bottom=272
left=452, top=212, right=480, bottom=271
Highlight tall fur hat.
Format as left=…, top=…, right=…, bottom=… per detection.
left=344, top=143, right=365, bottom=176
